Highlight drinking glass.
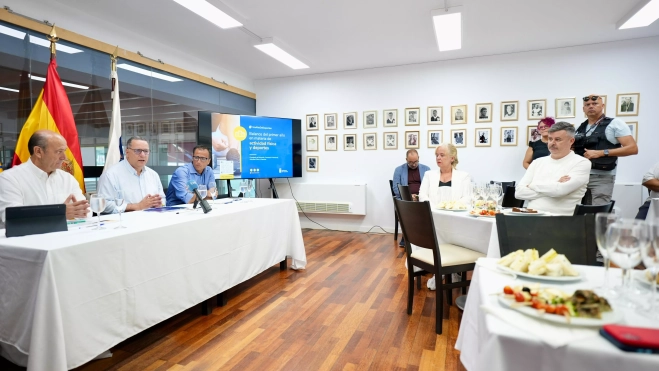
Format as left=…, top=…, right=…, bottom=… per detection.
left=115, top=190, right=126, bottom=229
left=607, top=219, right=649, bottom=308
left=246, top=179, right=254, bottom=202
left=490, top=183, right=503, bottom=211
left=90, top=194, right=106, bottom=230
left=197, top=185, right=207, bottom=200
left=637, top=222, right=659, bottom=319
left=240, top=180, right=249, bottom=201
left=209, top=186, right=218, bottom=203
left=594, top=212, right=620, bottom=296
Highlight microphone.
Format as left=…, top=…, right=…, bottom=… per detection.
left=187, top=180, right=198, bottom=191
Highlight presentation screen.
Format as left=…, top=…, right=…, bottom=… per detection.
left=198, top=112, right=302, bottom=179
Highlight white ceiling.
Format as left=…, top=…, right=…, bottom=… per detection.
left=53, top=0, right=659, bottom=81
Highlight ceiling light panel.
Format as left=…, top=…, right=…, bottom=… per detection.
left=432, top=6, right=463, bottom=52
left=618, top=0, right=659, bottom=29
left=172, top=0, right=242, bottom=29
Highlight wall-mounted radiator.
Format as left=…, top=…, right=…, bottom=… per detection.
left=273, top=182, right=367, bottom=215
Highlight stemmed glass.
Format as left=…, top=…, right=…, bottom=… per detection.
left=490, top=183, right=503, bottom=211
left=197, top=185, right=207, bottom=200
left=89, top=194, right=106, bottom=230
left=594, top=212, right=620, bottom=296
left=471, top=182, right=483, bottom=210
left=607, top=219, right=649, bottom=308
left=246, top=179, right=254, bottom=202
left=638, top=222, right=659, bottom=319
left=115, top=190, right=126, bottom=229
left=209, top=185, right=218, bottom=204
left=240, top=180, right=249, bottom=202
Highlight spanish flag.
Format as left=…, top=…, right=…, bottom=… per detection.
left=12, top=57, right=85, bottom=192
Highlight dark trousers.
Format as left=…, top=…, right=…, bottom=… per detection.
left=636, top=200, right=651, bottom=220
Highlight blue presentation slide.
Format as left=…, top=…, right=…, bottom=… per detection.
left=240, top=116, right=293, bottom=178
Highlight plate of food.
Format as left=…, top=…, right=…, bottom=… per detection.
left=498, top=286, right=621, bottom=327
left=468, top=208, right=499, bottom=218
left=507, top=207, right=547, bottom=216
left=632, top=269, right=658, bottom=290
left=436, top=201, right=468, bottom=211
left=497, top=248, right=582, bottom=281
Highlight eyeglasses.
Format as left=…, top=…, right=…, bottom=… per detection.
left=582, top=95, right=600, bottom=102
left=192, top=156, right=210, bottom=162
left=537, top=125, right=548, bottom=130
left=127, top=148, right=149, bottom=155
left=407, top=161, right=419, bottom=166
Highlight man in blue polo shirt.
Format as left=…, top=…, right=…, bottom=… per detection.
left=392, top=149, right=431, bottom=246
left=166, top=145, right=216, bottom=206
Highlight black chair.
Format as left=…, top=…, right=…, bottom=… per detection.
left=389, top=180, right=399, bottom=240
left=573, top=201, right=615, bottom=216
left=501, top=185, right=524, bottom=208
left=394, top=198, right=485, bottom=334
left=490, top=180, right=515, bottom=193
left=581, top=188, right=593, bottom=205
left=495, top=213, right=598, bottom=266
left=397, top=184, right=413, bottom=201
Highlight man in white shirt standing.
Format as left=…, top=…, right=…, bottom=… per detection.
left=0, top=130, right=89, bottom=226
left=97, top=136, right=164, bottom=214
left=516, top=122, right=591, bottom=215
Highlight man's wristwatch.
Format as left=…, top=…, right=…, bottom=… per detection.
left=603, top=149, right=610, bottom=157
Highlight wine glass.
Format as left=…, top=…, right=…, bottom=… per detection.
left=594, top=212, right=620, bottom=296
left=246, top=179, right=254, bottom=202
left=115, top=190, right=126, bottom=229
left=607, top=219, right=648, bottom=308
left=89, top=194, right=106, bottom=230
left=490, top=183, right=503, bottom=211
left=197, top=185, right=207, bottom=200
left=637, top=222, right=659, bottom=319
left=209, top=186, right=218, bottom=204
left=240, top=180, right=248, bottom=200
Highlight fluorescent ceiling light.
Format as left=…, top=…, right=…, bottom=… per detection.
left=172, top=0, right=242, bottom=29
left=29, top=74, right=89, bottom=90
left=117, top=63, right=183, bottom=82
left=0, top=86, right=20, bottom=93
left=29, top=36, right=83, bottom=54
left=432, top=7, right=463, bottom=52
left=618, top=0, right=659, bottom=29
left=254, top=39, right=309, bottom=69
left=0, top=24, right=26, bottom=39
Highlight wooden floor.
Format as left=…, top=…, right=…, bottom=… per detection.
left=1, top=230, right=468, bottom=371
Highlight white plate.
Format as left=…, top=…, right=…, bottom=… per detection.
left=507, top=211, right=548, bottom=216
left=497, top=295, right=622, bottom=327
left=437, top=208, right=468, bottom=212
left=468, top=212, right=496, bottom=218
left=496, top=265, right=582, bottom=282
left=633, top=269, right=658, bottom=289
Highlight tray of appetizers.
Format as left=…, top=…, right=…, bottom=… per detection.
left=497, top=249, right=581, bottom=281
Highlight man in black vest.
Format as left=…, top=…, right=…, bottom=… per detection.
left=574, top=94, right=638, bottom=205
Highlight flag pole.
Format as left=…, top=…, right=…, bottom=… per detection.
left=48, top=24, right=59, bottom=59
left=111, top=45, right=118, bottom=72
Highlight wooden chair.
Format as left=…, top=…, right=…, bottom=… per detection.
left=490, top=180, right=516, bottom=193
left=495, top=213, right=598, bottom=265
left=394, top=198, right=485, bottom=334
left=581, top=188, right=593, bottom=205
left=389, top=180, right=399, bottom=240
left=397, top=184, right=413, bottom=201
left=573, top=201, right=615, bottom=216
left=501, top=185, right=525, bottom=208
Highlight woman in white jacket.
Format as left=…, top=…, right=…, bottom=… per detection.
left=418, top=143, right=471, bottom=207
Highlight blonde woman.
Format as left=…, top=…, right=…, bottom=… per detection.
left=418, top=143, right=471, bottom=207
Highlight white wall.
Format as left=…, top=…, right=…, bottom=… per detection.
left=3, top=0, right=254, bottom=92
left=255, top=37, right=659, bottom=231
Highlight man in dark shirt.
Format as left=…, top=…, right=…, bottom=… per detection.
left=392, top=149, right=431, bottom=246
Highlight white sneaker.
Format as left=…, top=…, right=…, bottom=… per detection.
left=452, top=273, right=462, bottom=283
left=427, top=275, right=436, bottom=290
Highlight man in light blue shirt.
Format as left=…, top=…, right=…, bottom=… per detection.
left=166, top=145, right=216, bottom=206
left=98, top=136, right=165, bottom=213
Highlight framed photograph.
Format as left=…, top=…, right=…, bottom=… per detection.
left=124, top=123, right=134, bottom=137
left=383, top=132, right=398, bottom=150
left=451, top=129, right=466, bottom=148
left=136, top=123, right=146, bottom=136
left=475, top=103, right=493, bottom=123
left=616, top=93, right=640, bottom=116
left=325, top=134, right=338, bottom=151
left=306, top=135, right=319, bottom=152
left=500, top=127, right=518, bottom=146
left=527, top=99, right=547, bottom=120
left=427, top=106, right=443, bottom=125
left=527, top=125, right=541, bottom=143
left=344, top=134, right=357, bottom=150
left=324, top=113, right=337, bottom=130
left=363, top=111, right=377, bottom=129
left=383, top=109, right=398, bottom=127
left=475, top=128, right=492, bottom=147
left=161, top=122, right=172, bottom=134
left=363, top=133, right=377, bottom=150
left=500, top=101, right=519, bottom=121
left=555, top=97, right=576, bottom=118
left=306, top=114, right=319, bottom=130
left=306, top=156, right=318, bottom=172
left=175, top=122, right=183, bottom=134
left=405, top=131, right=420, bottom=149
left=428, top=130, right=442, bottom=148
left=583, top=95, right=607, bottom=118
left=405, top=107, right=421, bottom=126
left=626, top=121, right=638, bottom=141
left=451, top=105, right=467, bottom=124
left=151, top=122, right=159, bottom=136
left=344, top=112, right=357, bottom=129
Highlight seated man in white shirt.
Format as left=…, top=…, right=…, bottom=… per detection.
left=516, top=122, right=591, bottom=215
left=0, top=130, right=89, bottom=226
left=97, top=136, right=165, bottom=213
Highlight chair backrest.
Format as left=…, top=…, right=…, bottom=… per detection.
left=495, top=213, right=598, bottom=265
left=501, top=185, right=524, bottom=208
left=573, top=201, right=615, bottom=216
left=388, top=180, right=396, bottom=197
left=490, top=180, right=516, bottom=192
left=581, top=188, right=592, bottom=205
left=393, top=198, right=442, bottom=266
left=397, top=184, right=413, bottom=201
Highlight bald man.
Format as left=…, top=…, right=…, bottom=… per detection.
left=0, top=130, right=89, bottom=227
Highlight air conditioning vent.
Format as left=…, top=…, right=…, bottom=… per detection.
left=295, top=202, right=352, bottom=214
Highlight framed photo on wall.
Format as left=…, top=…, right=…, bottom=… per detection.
left=136, top=122, right=146, bottom=136
left=451, top=105, right=467, bottom=124
left=306, top=135, right=318, bottom=151
left=583, top=95, right=607, bottom=118
left=428, top=130, right=442, bottom=148
left=626, top=121, right=638, bottom=141
left=527, top=125, right=541, bottom=143
left=344, top=112, right=357, bottom=129
left=363, top=133, right=377, bottom=150
left=125, top=123, right=134, bottom=137
left=500, top=127, right=518, bottom=146
left=405, top=131, right=420, bottom=149
left=475, top=128, right=492, bottom=147
left=451, top=129, right=466, bottom=148
left=555, top=97, right=576, bottom=118
left=324, top=113, right=337, bottom=130
left=616, top=93, right=640, bottom=116
left=383, top=109, right=398, bottom=127
left=363, top=110, right=377, bottom=128
left=427, top=106, right=442, bottom=125
left=475, top=103, right=493, bottom=123
left=306, top=156, right=318, bottom=172
left=384, top=132, right=398, bottom=149
left=500, top=101, right=519, bottom=121
left=527, top=99, right=547, bottom=120
left=306, top=114, right=319, bottom=130
left=344, top=134, right=357, bottom=150
left=325, top=134, right=337, bottom=151
left=405, top=107, right=420, bottom=126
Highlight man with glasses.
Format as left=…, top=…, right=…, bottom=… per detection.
left=574, top=94, right=638, bottom=205
left=392, top=149, right=431, bottom=246
left=166, top=145, right=216, bottom=206
left=97, top=136, right=164, bottom=213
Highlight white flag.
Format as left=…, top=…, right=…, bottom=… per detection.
left=103, top=69, right=123, bottom=173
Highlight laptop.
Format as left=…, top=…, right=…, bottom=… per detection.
left=5, top=204, right=68, bottom=238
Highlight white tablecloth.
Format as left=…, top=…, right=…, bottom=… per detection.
left=455, top=258, right=659, bottom=371
left=0, top=198, right=306, bottom=371
left=431, top=210, right=500, bottom=257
